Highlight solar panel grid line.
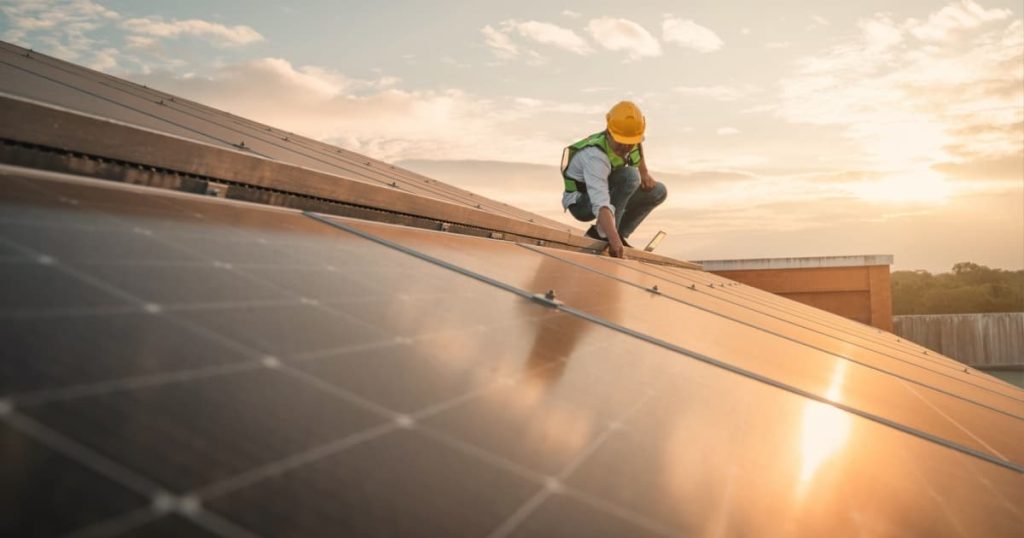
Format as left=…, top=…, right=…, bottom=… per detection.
left=407, top=424, right=681, bottom=537
left=631, top=259, right=1024, bottom=400
left=177, top=510, right=264, bottom=538
left=123, top=228, right=391, bottom=339
left=305, top=213, right=1024, bottom=473
left=0, top=48, right=538, bottom=223
left=486, top=392, right=658, bottom=538
left=521, top=244, right=1024, bottom=421
left=193, top=351, right=584, bottom=504
left=0, top=303, right=144, bottom=321
left=2, top=411, right=165, bottom=498
left=9, top=361, right=264, bottom=408
left=900, top=378, right=1009, bottom=461
left=193, top=421, right=400, bottom=502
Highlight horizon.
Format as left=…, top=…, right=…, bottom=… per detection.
left=2, top=0, right=1021, bottom=273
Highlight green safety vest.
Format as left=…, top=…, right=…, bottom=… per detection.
left=560, top=131, right=642, bottom=193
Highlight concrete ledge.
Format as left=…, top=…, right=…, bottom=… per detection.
left=697, top=255, right=894, bottom=272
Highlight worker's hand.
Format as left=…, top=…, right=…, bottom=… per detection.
left=640, top=171, right=657, bottom=191
left=608, top=237, right=624, bottom=258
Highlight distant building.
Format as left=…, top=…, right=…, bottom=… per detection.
left=698, top=255, right=894, bottom=331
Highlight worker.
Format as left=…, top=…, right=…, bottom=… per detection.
left=560, top=101, right=667, bottom=258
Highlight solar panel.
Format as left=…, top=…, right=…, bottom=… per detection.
left=0, top=42, right=564, bottom=229
left=329, top=217, right=1024, bottom=467
left=2, top=166, right=1021, bottom=537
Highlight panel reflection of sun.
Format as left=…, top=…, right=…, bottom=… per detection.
left=797, top=362, right=851, bottom=497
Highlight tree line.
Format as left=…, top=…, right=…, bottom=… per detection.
left=891, top=262, right=1024, bottom=315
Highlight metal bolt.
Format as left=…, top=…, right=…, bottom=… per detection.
left=544, top=290, right=556, bottom=301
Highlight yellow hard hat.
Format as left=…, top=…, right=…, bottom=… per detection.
left=606, top=101, right=645, bottom=144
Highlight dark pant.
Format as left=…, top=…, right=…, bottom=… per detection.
left=568, top=166, right=667, bottom=239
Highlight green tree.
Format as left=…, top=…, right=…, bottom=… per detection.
left=891, top=263, right=1024, bottom=315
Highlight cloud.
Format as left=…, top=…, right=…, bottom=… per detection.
left=808, top=15, right=830, bottom=29
left=907, top=0, right=1011, bottom=42
left=1, top=0, right=264, bottom=74
left=562, top=10, right=581, bottom=19
left=132, top=57, right=599, bottom=164
left=662, top=17, right=723, bottom=53
left=515, top=20, right=592, bottom=55
left=777, top=2, right=1023, bottom=184
left=716, top=127, right=740, bottom=136
left=120, top=17, right=263, bottom=47
left=482, top=20, right=591, bottom=58
left=481, top=24, right=518, bottom=58
left=586, top=17, right=661, bottom=60
left=674, top=85, right=760, bottom=101
left=1, top=0, right=120, bottom=64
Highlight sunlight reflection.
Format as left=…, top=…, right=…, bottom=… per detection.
left=797, top=361, right=851, bottom=497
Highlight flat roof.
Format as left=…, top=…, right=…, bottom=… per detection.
left=698, top=254, right=894, bottom=271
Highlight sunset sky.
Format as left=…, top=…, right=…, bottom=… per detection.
left=2, top=0, right=1021, bottom=272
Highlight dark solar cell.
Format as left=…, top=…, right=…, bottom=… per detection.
left=0, top=312, right=252, bottom=396
left=205, top=430, right=541, bottom=538
left=24, top=368, right=388, bottom=492
left=0, top=262, right=131, bottom=312
left=505, top=494, right=669, bottom=538
left=0, top=423, right=148, bottom=536
left=114, top=515, right=223, bottom=538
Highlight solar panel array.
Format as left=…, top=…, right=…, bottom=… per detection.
left=0, top=40, right=569, bottom=233
left=1, top=40, right=1022, bottom=538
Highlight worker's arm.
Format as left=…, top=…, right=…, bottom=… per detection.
left=637, top=144, right=656, bottom=191
left=597, top=207, right=624, bottom=258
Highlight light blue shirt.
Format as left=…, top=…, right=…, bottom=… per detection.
left=561, top=146, right=615, bottom=218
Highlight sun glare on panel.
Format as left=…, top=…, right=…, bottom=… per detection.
left=797, top=362, right=851, bottom=499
